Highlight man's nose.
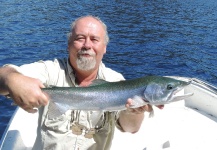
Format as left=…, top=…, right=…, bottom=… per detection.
left=83, top=38, right=91, bottom=49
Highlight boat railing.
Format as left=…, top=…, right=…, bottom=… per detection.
left=191, top=78, right=217, bottom=95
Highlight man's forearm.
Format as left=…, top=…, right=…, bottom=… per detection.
left=118, top=110, right=144, bottom=133
left=0, top=66, right=18, bottom=95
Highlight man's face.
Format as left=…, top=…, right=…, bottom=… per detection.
left=68, top=17, right=106, bottom=71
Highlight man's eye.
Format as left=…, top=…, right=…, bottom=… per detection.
left=76, top=37, right=84, bottom=41
left=91, top=38, right=98, bottom=42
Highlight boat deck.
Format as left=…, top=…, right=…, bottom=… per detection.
left=111, top=101, right=217, bottom=150
left=1, top=100, right=217, bottom=150
left=0, top=108, right=38, bottom=150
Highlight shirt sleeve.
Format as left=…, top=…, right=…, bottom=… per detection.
left=98, top=62, right=125, bottom=82
left=4, top=59, right=68, bottom=86
left=4, top=61, right=49, bottom=84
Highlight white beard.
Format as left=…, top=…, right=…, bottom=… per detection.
left=76, top=50, right=96, bottom=71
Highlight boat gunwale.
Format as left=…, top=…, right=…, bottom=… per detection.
left=0, top=107, right=18, bottom=149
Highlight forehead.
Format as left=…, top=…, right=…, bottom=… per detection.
left=73, top=17, right=105, bottom=36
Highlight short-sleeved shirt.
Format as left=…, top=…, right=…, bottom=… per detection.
left=8, top=58, right=125, bottom=150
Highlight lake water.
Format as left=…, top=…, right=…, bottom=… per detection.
left=0, top=0, right=217, bottom=141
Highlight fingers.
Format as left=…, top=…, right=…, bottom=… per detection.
left=128, top=105, right=152, bottom=113
left=126, top=106, right=151, bottom=114
left=27, top=108, right=38, bottom=113
left=38, top=80, right=45, bottom=88
left=14, top=97, right=46, bottom=113
left=156, top=105, right=164, bottom=109
left=26, top=92, right=49, bottom=113
left=12, top=97, right=38, bottom=113
left=22, top=104, right=38, bottom=113
left=125, top=98, right=151, bottom=114
left=143, top=104, right=153, bottom=112
left=125, top=98, right=133, bottom=108
left=38, top=80, right=49, bottom=106
left=40, top=91, right=49, bottom=106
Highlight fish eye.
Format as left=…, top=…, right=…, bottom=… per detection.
left=167, top=84, right=173, bottom=90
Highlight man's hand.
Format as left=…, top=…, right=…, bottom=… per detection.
left=2, top=67, right=48, bottom=113
left=118, top=98, right=164, bottom=133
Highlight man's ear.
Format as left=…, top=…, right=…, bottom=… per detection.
left=103, top=46, right=107, bottom=54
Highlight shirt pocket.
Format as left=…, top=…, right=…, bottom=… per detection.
left=44, top=110, right=71, bottom=133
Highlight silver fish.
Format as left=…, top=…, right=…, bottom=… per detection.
left=43, top=76, right=193, bottom=119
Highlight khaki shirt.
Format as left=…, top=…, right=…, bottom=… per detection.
left=9, top=58, right=125, bottom=150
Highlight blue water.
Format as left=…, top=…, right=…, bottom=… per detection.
left=0, top=0, right=217, bottom=141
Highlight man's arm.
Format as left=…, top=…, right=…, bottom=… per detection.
left=118, top=99, right=164, bottom=133
left=0, top=66, right=18, bottom=94
left=0, top=66, right=48, bottom=113
left=118, top=99, right=150, bottom=133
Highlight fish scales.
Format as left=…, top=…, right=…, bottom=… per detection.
left=44, top=83, right=145, bottom=110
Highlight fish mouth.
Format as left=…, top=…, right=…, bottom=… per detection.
left=170, top=80, right=193, bottom=102
left=173, top=80, right=192, bottom=94
left=172, top=92, right=194, bottom=102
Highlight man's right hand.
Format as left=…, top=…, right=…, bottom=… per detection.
left=0, top=67, right=48, bottom=113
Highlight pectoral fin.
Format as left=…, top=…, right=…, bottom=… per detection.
left=130, top=95, right=148, bottom=108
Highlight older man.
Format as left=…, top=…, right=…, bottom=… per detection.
left=0, top=16, right=154, bottom=149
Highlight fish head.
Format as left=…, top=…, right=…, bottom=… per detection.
left=143, top=76, right=193, bottom=105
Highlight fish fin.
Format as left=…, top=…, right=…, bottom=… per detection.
left=130, top=95, right=148, bottom=108
left=148, top=110, right=154, bottom=118
left=47, top=101, right=63, bottom=119
left=89, top=79, right=108, bottom=86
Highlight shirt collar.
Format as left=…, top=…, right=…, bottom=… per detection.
left=66, top=59, right=76, bottom=86
left=67, top=58, right=74, bottom=76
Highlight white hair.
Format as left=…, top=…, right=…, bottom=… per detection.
left=67, top=15, right=109, bottom=45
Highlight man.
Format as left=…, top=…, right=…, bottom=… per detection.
left=0, top=15, right=159, bottom=149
